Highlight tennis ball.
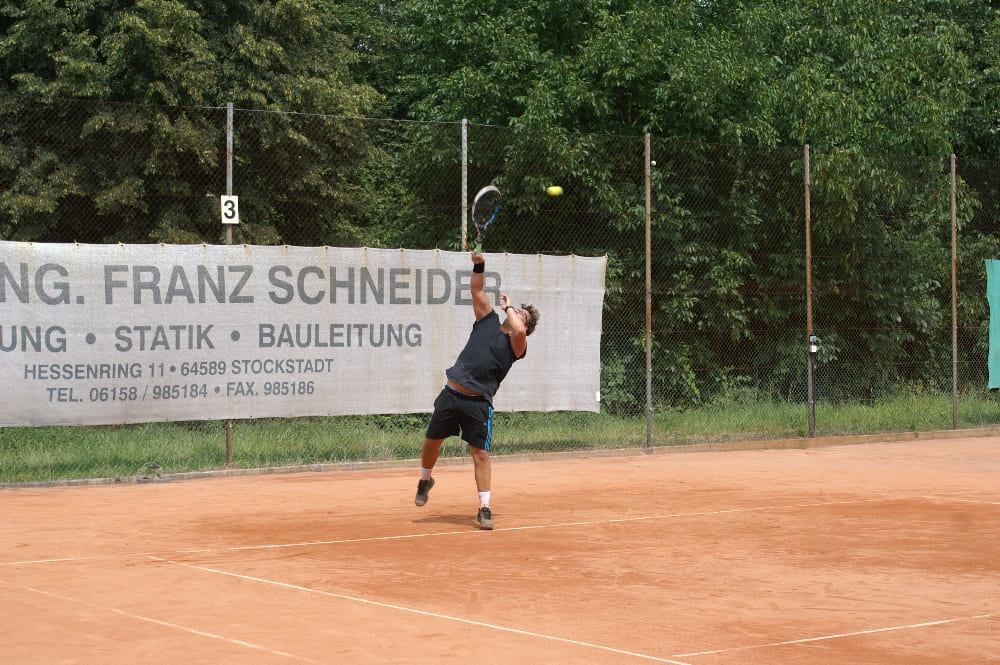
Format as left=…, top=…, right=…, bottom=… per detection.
left=546, top=185, right=563, bottom=196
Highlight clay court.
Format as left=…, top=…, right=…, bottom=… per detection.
left=1, top=434, right=998, bottom=664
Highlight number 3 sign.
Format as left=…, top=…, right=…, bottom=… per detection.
left=221, top=196, right=239, bottom=225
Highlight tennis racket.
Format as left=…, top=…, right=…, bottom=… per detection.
left=471, top=185, right=500, bottom=254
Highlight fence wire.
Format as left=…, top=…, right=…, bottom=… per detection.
left=2, top=94, right=999, bottom=459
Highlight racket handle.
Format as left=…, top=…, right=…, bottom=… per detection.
left=475, top=242, right=482, bottom=254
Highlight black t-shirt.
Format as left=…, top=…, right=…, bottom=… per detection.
left=445, top=311, right=524, bottom=404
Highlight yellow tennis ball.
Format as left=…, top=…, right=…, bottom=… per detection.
left=546, top=185, right=563, bottom=196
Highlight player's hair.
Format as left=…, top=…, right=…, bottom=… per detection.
left=521, top=304, right=539, bottom=336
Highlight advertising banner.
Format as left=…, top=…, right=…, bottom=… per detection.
left=0, top=242, right=606, bottom=426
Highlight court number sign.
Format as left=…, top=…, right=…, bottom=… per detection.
left=221, top=196, right=240, bottom=225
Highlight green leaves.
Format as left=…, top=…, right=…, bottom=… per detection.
left=2, top=0, right=999, bottom=410
left=0, top=0, right=384, bottom=244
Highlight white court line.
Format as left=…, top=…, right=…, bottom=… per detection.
left=5, top=496, right=994, bottom=663
left=0, top=497, right=889, bottom=566
left=152, top=555, right=694, bottom=665
left=673, top=614, right=996, bottom=658
left=922, top=495, right=1000, bottom=506
left=1, top=580, right=328, bottom=664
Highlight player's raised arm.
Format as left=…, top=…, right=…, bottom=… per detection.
left=471, top=248, right=492, bottom=320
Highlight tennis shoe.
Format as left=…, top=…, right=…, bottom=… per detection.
left=476, top=506, right=494, bottom=530
left=415, top=477, right=434, bottom=506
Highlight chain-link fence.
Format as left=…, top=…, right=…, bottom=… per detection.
left=3, top=94, right=999, bottom=457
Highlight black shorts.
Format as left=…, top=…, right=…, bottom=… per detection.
left=425, top=386, right=494, bottom=451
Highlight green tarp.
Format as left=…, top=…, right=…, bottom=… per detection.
left=986, top=260, right=1000, bottom=389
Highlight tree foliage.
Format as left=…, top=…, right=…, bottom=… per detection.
left=3, top=0, right=1000, bottom=408
left=0, top=0, right=383, bottom=243
left=380, top=0, right=996, bottom=154
left=376, top=0, right=1000, bottom=405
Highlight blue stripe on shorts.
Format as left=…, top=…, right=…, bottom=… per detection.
left=484, top=405, right=494, bottom=451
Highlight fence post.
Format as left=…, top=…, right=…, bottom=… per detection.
left=951, top=154, right=959, bottom=428
left=805, top=144, right=816, bottom=437
left=645, top=133, right=653, bottom=449
left=461, top=119, right=468, bottom=250
left=224, top=102, right=234, bottom=466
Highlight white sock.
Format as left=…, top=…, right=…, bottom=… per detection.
left=478, top=490, right=491, bottom=507
left=421, top=467, right=432, bottom=480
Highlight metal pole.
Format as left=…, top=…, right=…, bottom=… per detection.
left=645, top=134, right=653, bottom=449
left=805, top=145, right=816, bottom=437
left=460, top=120, right=469, bottom=459
left=225, top=102, right=234, bottom=465
left=461, top=119, right=468, bottom=251
left=951, top=154, right=959, bottom=428
left=226, top=103, right=234, bottom=247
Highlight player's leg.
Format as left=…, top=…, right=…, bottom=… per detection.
left=416, top=389, right=460, bottom=506
left=465, top=401, right=495, bottom=529
left=470, top=446, right=494, bottom=530
left=470, top=445, right=491, bottom=495
left=415, top=437, right=443, bottom=506
left=421, top=437, right=446, bottom=470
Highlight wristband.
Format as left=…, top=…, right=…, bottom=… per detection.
left=503, top=305, right=512, bottom=312
left=473, top=262, right=485, bottom=273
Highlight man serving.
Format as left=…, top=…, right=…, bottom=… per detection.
left=414, top=249, right=539, bottom=530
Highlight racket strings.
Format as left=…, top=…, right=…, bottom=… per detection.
left=471, top=186, right=500, bottom=250
left=474, top=203, right=499, bottom=229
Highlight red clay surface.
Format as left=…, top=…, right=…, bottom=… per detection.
left=1, top=436, right=998, bottom=664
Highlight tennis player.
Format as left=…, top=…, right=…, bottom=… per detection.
left=414, top=248, right=539, bottom=529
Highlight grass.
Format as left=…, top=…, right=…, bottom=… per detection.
left=2, top=392, right=998, bottom=484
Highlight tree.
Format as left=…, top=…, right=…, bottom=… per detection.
left=0, top=0, right=384, bottom=243
left=378, top=0, right=991, bottom=407
left=379, top=0, right=980, bottom=153
left=3, top=0, right=998, bottom=409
